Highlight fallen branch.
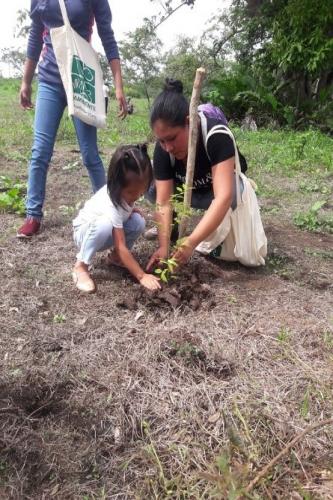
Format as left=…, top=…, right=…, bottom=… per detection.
left=245, top=417, right=333, bottom=494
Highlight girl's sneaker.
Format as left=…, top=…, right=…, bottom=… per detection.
left=17, top=217, right=41, bottom=239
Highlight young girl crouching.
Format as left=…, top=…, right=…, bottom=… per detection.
left=72, top=144, right=161, bottom=293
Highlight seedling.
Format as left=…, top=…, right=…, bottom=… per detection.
left=154, top=257, right=178, bottom=283
left=154, top=185, right=192, bottom=284
left=53, top=313, right=66, bottom=324
left=170, top=185, right=193, bottom=226
left=277, top=327, right=291, bottom=343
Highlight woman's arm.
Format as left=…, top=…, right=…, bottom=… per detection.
left=146, top=179, right=174, bottom=271
left=21, top=2, right=43, bottom=109
left=172, top=157, right=234, bottom=264
left=113, top=227, right=160, bottom=290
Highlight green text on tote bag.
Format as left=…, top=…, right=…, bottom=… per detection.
left=71, top=55, right=96, bottom=105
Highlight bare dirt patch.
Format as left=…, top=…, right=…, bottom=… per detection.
left=1, top=149, right=333, bottom=499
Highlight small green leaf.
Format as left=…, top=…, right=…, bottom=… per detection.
left=160, top=273, right=168, bottom=283
left=310, top=200, right=326, bottom=212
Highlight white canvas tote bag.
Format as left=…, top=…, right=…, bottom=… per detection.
left=195, top=126, right=267, bottom=266
left=50, top=0, right=106, bottom=128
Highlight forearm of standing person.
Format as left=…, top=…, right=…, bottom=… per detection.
left=20, top=58, right=38, bottom=109
left=109, top=59, right=127, bottom=118
left=21, top=5, right=43, bottom=110
left=22, top=58, right=37, bottom=86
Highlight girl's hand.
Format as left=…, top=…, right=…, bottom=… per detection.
left=139, top=273, right=161, bottom=290
left=171, top=237, right=195, bottom=266
left=146, top=246, right=168, bottom=272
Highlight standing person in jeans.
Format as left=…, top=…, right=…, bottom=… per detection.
left=17, top=0, right=127, bottom=239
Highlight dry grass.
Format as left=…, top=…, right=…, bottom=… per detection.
left=0, top=150, right=333, bottom=499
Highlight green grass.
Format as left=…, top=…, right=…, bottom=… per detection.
left=0, top=78, right=151, bottom=164
left=235, top=127, right=333, bottom=177
left=294, top=200, right=333, bottom=233
left=0, top=77, right=332, bottom=234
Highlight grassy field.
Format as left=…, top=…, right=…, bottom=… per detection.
left=0, top=78, right=333, bottom=499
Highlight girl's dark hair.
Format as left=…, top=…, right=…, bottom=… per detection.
left=150, top=78, right=189, bottom=128
left=107, top=144, right=152, bottom=208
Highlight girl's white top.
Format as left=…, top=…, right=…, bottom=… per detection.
left=73, top=185, right=133, bottom=228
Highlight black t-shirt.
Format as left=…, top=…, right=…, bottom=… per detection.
left=153, top=117, right=247, bottom=193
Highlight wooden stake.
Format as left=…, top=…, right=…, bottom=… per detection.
left=178, top=67, right=206, bottom=239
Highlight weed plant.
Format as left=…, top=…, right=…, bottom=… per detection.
left=0, top=176, right=26, bottom=214
left=294, top=200, right=333, bottom=233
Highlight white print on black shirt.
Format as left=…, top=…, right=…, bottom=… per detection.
left=175, top=172, right=212, bottom=189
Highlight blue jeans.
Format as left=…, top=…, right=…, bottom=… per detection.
left=26, top=81, right=106, bottom=218
left=73, top=212, right=146, bottom=265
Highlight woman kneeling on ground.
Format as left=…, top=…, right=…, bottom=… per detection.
left=146, top=78, right=265, bottom=271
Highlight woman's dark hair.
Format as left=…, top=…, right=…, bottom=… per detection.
left=107, top=144, right=152, bottom=208
left=150, top=78, right=189, bottom=128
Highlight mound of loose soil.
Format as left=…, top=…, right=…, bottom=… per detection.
left=116, top=262, right=216, bottom=312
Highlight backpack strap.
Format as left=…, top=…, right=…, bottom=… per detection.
left=198, top=110, right=208, bottom=151
left=205, top=125, right=242, bottom=207
left=199, top=111, right=231, bottom=161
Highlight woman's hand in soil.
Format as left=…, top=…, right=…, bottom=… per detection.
left=172, top=238, right=194, bottom=266
left=146, top=247, right=168, bottom=272
left=139, top=273, right=161, bottom=290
